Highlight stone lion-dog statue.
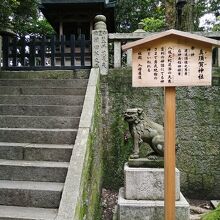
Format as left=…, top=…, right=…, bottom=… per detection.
left=124, top=108, right=164, bottom=159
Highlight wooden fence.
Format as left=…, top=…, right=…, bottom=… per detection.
left=2, top=34, right=91, bottom=70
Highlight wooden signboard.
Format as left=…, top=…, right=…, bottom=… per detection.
left=122, top=29, right=220, bottom=220
left=122, top=29, right=220, bottom=87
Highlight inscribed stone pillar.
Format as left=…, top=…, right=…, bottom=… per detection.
left=92, top=15, right=109, bottom=75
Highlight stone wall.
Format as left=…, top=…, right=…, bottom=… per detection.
left=102, top=68, right=220, bottom=199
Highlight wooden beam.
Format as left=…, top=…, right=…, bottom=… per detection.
left=164, top=86, right=176, bottom=220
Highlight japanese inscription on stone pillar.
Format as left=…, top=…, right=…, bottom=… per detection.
left=132, top=39, right=212, bottom=87
left=92, top=30, right=108, bottom=75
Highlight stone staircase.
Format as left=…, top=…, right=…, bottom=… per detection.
left=0, top=71, right=89, bottom=220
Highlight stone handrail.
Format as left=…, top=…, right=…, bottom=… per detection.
left=56, top=68, right=100, bottom=220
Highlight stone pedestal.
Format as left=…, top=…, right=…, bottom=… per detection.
left=125, top=163, right=180, bottom=200
left=116, top=163, right=190, bottom=220
left=117, top=188, right=189, bottom=220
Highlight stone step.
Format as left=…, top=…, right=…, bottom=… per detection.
left=0, top=79, right=88, bottom=87
left=0, top=142, right=73, bottom=162
left=0, top=159, right=69, bottom=182
left=0, top=95, right=84, bottom=106
left=0, top=180, right=63, bottom=208
left=0, top=104, right=83, bottom=116
left=0, top=205, right=57, bottom=220
left=0, top=86, right=87, bottom=95
left=0, top=69, right=90, bottom=79
left=0, top=128, right=77, bottom=144
left=0, top=115, right=80, bottom=129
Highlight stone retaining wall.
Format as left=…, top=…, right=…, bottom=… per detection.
left=102, top=68, right=220, bottom=199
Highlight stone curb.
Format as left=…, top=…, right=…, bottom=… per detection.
left=56, top=68, right=100, bottom=220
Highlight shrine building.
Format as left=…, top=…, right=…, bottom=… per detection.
left=39, top=0, right=116, bottom=39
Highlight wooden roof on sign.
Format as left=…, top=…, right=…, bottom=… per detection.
left=122, top=29, right=220, bottom=51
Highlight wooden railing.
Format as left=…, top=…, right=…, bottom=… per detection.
left=2, top=34, right=91, bottom=70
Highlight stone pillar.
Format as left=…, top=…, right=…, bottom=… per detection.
left=126, top=49, right=132, bottom=67
left=114, top=41, right=121, bottom=68
left=124, top=22, right=147, bottom=67
left=92, top=15, right=109, bottom=75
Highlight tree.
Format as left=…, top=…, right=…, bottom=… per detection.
left=141, top=17, right=166, bottom=32
left=115, top=0, right=165, bottom=32
left=0, top=0, right=54, bottom=36
left=0, top=0, right=19, bottom=30
left=212, top=16, right=220, bottom=31
left=165, top=0, right=176, bottom=29
left=193, top=0, right=220, bottom=31
left=115, top=0, right=220, bottom=32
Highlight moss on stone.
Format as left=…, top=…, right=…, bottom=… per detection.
left=202, top=204, right=220, bottom=220
left=101, top=68, right=164, bottom=189
left=75, top=80, right=103, bottom=220
left=101, top=67, right=220, bottom=199
left=86, top=85, right=103, bottom=220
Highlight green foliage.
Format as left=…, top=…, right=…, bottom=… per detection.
left=115, top=0, right=165, bottom=32
left=212, top=16, right=220, bottom=31
left=141, top=17, right=165, bottom=32
left=115, top=0, right=219, bottom=32
left=102, top=69, right=164, bottom=189
left=0, top=0, right=54, bottom=36
left=202, top=204, right=220, bottom=220
left=194, top=0, right=220, bottom=31
left=17, top=18, right=55, bottom=36
left=0, top=0, right=19, bottom=30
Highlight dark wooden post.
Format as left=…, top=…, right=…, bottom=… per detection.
left=2, top=36, right=9, bottom=69
left=61, top=35, right=65, bottom=67
left=12, top=37, right=17, bottom=67
left=41, top=36, right=46, bottom=67
left=80, top=34, right=85, bottom=67
left=51, top=35, right=56, bottom=67
left=30, top=36, right=36, bottom=68
left=20, top=37, right=26, bottom=66
left=70, top=34, right=75, bottom=67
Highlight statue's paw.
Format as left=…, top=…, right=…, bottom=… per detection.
left=147, top=154, right=159, bottom=160
left=130, top=153, right=139, bottom=159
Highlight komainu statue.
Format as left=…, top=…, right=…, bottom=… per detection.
left=124, top=108, right=164, bottom=159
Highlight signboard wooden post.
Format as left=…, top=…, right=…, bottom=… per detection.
left=122, top=29, right=220, bottom=220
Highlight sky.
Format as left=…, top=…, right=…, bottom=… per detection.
left=199, top=13, right=219, bottom=30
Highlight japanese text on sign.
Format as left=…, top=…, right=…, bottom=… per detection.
left=133, top=42, right=212, bottom=87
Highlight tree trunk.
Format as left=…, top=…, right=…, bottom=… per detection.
left=165, top=0, right=176, bottom=29
left=181, top=0, right=194, bottom=31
